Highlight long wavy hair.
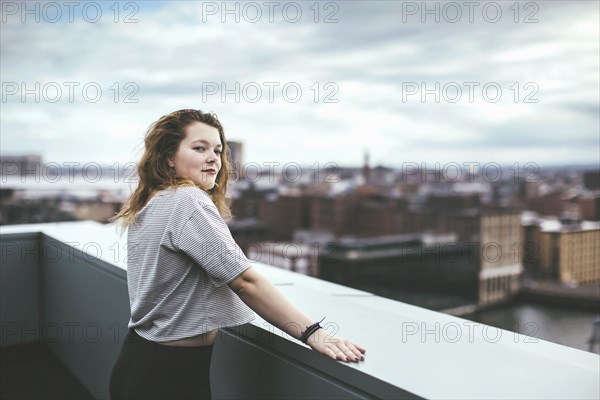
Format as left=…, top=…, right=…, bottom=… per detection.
left=110, top=109, right=234, bottom=237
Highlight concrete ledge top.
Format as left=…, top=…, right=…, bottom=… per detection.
left=2, top=221, right=599, bottom=399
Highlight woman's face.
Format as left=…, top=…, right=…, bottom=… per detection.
left=168, top=121, right=223, bottom=191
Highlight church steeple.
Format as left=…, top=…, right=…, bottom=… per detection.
left=362, top=149, right=370, bottom=184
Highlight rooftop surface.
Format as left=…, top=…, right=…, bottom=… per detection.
left=1, top=221, right=599, bottom=399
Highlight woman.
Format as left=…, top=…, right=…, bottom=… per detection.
left=109, top=109, right=366, bottom=400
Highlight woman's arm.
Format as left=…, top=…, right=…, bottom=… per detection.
left=228, top=267, right=366, bottom=363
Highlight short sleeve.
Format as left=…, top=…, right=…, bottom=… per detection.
left=175, top=199, right=251, bottom=288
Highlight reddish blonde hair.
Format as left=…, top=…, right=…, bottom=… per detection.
left=110, top=109, right=234, bottom=237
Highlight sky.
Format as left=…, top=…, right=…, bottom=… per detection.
left=1, top=0, right=599, bottom=171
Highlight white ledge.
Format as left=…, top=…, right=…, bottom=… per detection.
left=2, top=221, right=599, bottom=399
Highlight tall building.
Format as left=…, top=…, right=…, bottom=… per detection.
left=227, top=141, right=244, bottom=180
left=478, top=207, right=523, bottom=305
left=318, top=233, right=480, bottom=309
left=0, top=154, right=42, bottom=177
left=538, top=217, right=600, bottom=284
left=362, top=149, right=370, bottom=184
left=578, top=193, right=600, bottom=221
left=583, top=170, right=600, bottom=191
left=397, top=196, right=523, bottom=306
left=260, top=194, right=311, bottom=241
left=310, top=194, right=351, bottom=238
left=348, top=194, right=407, bottom=237
left=522, top=212, right=543, bottom=277
left=400, top=194, right=482, bottom=242
left=527, top=190, right=565, bottom=216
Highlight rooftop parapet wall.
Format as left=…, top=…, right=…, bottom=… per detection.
left=1, top=221, right=599, bottom=400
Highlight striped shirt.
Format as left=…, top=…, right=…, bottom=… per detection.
left=126, top=185, right=255, bottom=342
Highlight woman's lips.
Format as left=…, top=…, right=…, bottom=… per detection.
left=202, top=170, right=217, bottom=175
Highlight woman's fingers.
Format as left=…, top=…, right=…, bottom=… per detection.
left=321, top=344, right=343, bottom=361
left=331, top=341, right=361, bottom=362
left=325, top=349, right=340, bottom=361
left=333, top=347, right=348, bottom=361
left=336, top=339, right=363, bottom=361
left=338, top=342, right=358, bottom=362
left=356, top=344, right=366, bottom=353
left=314, top=336, right=366, bottom=363
left=347, top=343, right=364, bottom=360
left=325, top=348, right=337, bottom=361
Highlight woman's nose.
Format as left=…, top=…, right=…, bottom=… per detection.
left=207, top=150, right=219, bottom=162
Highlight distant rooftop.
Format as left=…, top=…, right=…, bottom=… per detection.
left=521, top=211, right=600, bottom=232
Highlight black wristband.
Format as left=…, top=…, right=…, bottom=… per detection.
left=300, top=316, right=326, bottom=344
left=302, top=325, right=320, bottom=344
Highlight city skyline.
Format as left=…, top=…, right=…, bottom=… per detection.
left=1, top=1, right=598, bottom=168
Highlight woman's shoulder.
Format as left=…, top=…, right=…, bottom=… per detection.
left=169, top=185, right=213, bottom=206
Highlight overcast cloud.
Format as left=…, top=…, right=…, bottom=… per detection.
left=1, top=0, right=598, bottom=169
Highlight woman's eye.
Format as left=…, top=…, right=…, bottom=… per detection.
left=193, top=147, right=221, bottom=155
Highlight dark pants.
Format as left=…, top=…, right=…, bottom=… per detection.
left=110, top=329, right=214, bottom=400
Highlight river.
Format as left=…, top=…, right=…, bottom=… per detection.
left=464, top=301, right=600, bottom=354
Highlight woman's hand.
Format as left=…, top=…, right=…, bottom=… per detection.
left=305, top=328, right=366, bottom=363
